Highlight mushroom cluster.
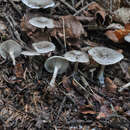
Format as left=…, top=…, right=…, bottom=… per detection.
left=0, top=1, right=125, bottom=91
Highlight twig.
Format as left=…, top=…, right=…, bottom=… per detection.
left=74, top=2, right=95, bottom=16
left=7, top=0, right=22, bottom=17
left=62, top=17, right=67, bottom=52
left=118, top=82, right=130, bottom=92
left=3, top=13, right=32, bottom=50
left=59, top=0, right=77, bottom=13
left=55, top=96, right=66, bottom=123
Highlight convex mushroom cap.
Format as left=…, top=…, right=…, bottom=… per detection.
left=32, top=41, right=55, bottom=54
left=88, top=46, right=124, bottom=86
left=29, top=17, right=55, bottom=28
left=21, top=0, right=55, bottom=9
left=64, top=50, right=89, bottom=63
left=45, top=56, right=69, bottom=74
left=0, top=40, right=22, bottom=65
left=124, top=33, right=130, bottom=43
left=88, top=47, right=124, bottom=65
left=44, top=56, right=69, bottom=88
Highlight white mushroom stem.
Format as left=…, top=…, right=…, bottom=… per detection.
left=50, top=64, right=61, bottom=87
left=9, top=51, right=15, bottom=65
left=98, top=65, right=105, bottom=85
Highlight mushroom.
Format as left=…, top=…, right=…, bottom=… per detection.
left=21, top=50, right=40, bottom=56
left=88, top=47, right=124, bottom=85
left=0, top=40, right=22, bottom=65
left=32, top=41, right=55, bottom=54
left=124, top=33, right=130, bottom=43
left=21, top=0, right=55, bottom=9
left=64, top=50, right=89, bottom=71
left=29, top=17, right=55, bottom=29
left=44, top=56, right=69, bottom=88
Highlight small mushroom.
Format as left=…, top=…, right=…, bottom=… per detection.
left=88, top=47, right=124, bottom=86
left=32, top=41, right=55, bottom=54
left=124, top=33, right=130, bottom=43
left=44, top=56, right=69, bottom=88
left=0, top=40, right=22, bottom=65
left=64, top=50, right=89, bottom=71
left=21, top=0, right=55, bottom=9
left=29, top=17, right=55, bottom=29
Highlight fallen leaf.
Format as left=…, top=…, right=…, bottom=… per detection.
left=105, top=77, right=117, bottom=93
left=97, top=0, right=122, bottom=11
left=105, top=28, right=130, bottom=43
left=80, top=105, right=96, bottom=115
left=84, top=2, right=109, bottom=25
left=20, top=11, right=37, bottom=33
left=81, top=110, right=96, bottom=115
left=113, top=7, right=130, bottom=24
left=51, top=15, right=85, bottom=38
left=62, top=76, right=72, bottom=92
left=29, top=31, right=50, bottom=43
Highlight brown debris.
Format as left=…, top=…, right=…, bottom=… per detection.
left=51, top=15, right=85, bottom=39
left=105, top=77, right=118, bottom=93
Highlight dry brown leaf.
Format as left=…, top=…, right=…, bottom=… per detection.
left=80, top=105, right=96, bottom=115
left=62, top=76, right=72, bottom=92
left=51, top=15, right=85, bottom=38
left=84, top=2, right=108, bottom=25
left=20, top=11, right=38, bottom=33
left=97, top=0, right=122, bottom=11
left=105, top=77, right=117, bottom=93
left=81, top=110, right=96, bottom=115
left=29, top=31, right=50, bottom=43
left=105, top=27, right=130, bottom=43
left=113, top=7, right=130, bottom=24
left=87, top=2, right=104, bottom=13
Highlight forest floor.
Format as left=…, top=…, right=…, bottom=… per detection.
left=0, top=0, right=130, bottom=130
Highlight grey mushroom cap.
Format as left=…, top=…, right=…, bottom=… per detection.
left=21, top=51, right=40, bottom=56
left=64, top=50, right=89, bottom=63
left=124, top=33, right=130, bottom=43
left=88, top=47, right=124, bottom=65
left=21, top=0, right=55, bottom=9
left=29, top=17, right=55, bottom=29
left=32, top=41, right=55, bottom=54
left=44, top=56, right=69, bottom=74
left=0, top=40, right=22, bottom=59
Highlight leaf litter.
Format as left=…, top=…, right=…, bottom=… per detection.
left=0, top=0, right=129, bottom=129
